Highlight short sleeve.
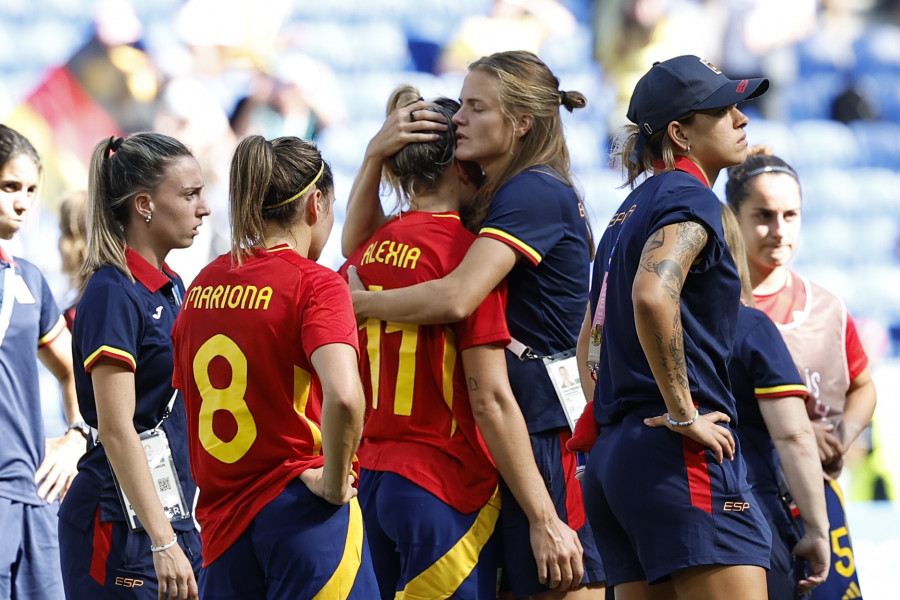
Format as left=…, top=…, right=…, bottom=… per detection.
left=649, top=176, right=727, bottom=274
left=299, top=268, right=360, bottom=358
left=35, top=268, right=64, bottom=347
left=478, top=172, right=565, bottom=266
left=76, top=280, right=140, bottom=372
left=456, top=280, right=510, bottom=351
left=744, top=309, right=807, bottom=400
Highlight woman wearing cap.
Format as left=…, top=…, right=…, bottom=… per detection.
left=344, top=51, right=603, bottom=599
left=726, top=152, right=874, bottom=600
left=577, top=55, right=771, bottom=599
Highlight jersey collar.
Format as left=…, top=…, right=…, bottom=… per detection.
left=0, top=244, right=13, bottom=267
left=652, top=156, right=710, bottom=188
left=125, top=247, right=175, bottom=293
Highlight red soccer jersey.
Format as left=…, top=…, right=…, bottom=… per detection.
left=344, top=211, right=510, bottom=514
left=171, top=245, right=359, bottom=565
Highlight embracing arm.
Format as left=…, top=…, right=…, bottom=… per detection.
left=341, top=100, right=447, bottom=257
left=634, top=222, right=735, bottom=462
left=92, top=360, right=197, bottom=599
left=352, top=236, right=518, bottom=324
left=305, top=343, right=366, bottom=504
left=759, top=396, right=830, bottom=591
left=461, top=344, right=583, bottom=590
left=35, top=326, right=85, bottom=502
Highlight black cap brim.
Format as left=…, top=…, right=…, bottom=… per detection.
left=694, top=77, right=769, bottom=111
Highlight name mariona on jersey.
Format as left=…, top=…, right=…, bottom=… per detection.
left=184, top=284, right=273, bottom=310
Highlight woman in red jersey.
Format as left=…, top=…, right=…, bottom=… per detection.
left=171, top=135, right=378, bottom=600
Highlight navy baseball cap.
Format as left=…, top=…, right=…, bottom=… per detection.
left=627, top=55, right=769, bottom=161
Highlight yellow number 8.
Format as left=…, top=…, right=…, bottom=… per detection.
left=193, top=334, right=257, bottom=464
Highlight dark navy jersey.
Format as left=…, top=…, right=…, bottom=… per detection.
left=590, top=158, right=740, bottom=426
left=64, top=248, right=196, bottom=528
left=478, top=168, right=592, bottom=433
left=729, top=305, right=807, bottom=495
left=0, top=254, right=65, bottom=505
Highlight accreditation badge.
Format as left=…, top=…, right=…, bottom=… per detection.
left=543, top=349, right=588, bottom=432
left=110, top=427, right=191, bottom=531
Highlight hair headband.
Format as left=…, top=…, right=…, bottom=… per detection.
left=264, top=161, right=325, bottom=210
left=731, top=164, right=798, bottom=193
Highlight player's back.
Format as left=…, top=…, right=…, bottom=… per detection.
left=349, top=211, right=508, bottom=513
left=172, top=245, right=358, bottom=563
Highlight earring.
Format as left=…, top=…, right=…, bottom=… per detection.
left=145, top=212, right=152, bottom=223
left=686, top=145, right=691, bottom=153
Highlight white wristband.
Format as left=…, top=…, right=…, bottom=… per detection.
left=667, top=409, right=700, bottom=427
left=150, top=534, right=178, bottom=553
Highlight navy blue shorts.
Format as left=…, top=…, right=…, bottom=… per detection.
left=200, top=478, right=378, bottom=600
left=582, top=414, right=770, bottom=585
left=498, top=428, right=605, bottom=599
left=808, top=480, right=862, bottom=600
left=0, top=497, right=64, bottom=599
left=59, top=506, right=201, bottom=599
left=358, top=470, right=501, bottom=600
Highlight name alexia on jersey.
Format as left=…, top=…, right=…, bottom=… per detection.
left=184, top=284, right=273, bottom=311
left=359, top=239, right=422, bottom=270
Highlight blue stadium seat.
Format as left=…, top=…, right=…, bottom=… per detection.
left=745, top=118, right=796, bottom=164
left=790, top=120, right=860, bottom=170
left=799, top=167, right=859, bottom=220
left=850, top=121, right=900, bottom=168
left=792, top=33, right=855, bottom=78
left=852, top=24, right=900, bottom=77
left=779, top=72, right=849, bottom=122
left=848, top=167, right=900, bottom=217
left=288, top=20, right=413, bottom=73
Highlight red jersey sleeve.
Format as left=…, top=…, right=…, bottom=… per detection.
left=300, top=268, right=360, bottom=358
left=845, top=313, right=869, bottom=381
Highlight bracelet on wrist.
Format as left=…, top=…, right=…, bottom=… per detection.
left=667, top=409, right=700, bottom=427
left=150, top=534, right=178, bottom=553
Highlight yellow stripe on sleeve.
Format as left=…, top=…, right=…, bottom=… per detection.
left=83, top=345, right=137, bottom=372
left=755, top=384, right=808, bottom=398
left=478, top=227, right=542, bottom=264
left=311, top=497, right=366, bottom=600
left=397, top=487, right=502, bottom=600
left=38, top=317, right=66, bottom=347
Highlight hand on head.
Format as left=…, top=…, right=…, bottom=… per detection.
left=369, top=99, right=448, bottom=161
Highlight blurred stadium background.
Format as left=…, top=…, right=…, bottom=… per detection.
left=2, top=0, right=899, bottom=592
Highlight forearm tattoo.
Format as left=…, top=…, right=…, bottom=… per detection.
left=652, top=312, right=689, bottom=416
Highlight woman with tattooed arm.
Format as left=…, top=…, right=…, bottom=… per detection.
left=577, top=56, right=772, bottom=600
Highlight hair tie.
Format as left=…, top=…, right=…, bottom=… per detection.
left=108, top=136, right=124, bottom=153
left=559, top=90, right=567, bottom=106
left=264, top=161, right=325, bottom=211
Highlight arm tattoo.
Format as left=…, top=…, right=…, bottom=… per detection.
left=654, top=259, right=683, bottom=301
left=652, top=314, right=689, bottom=416
left=673, top=222, right=708, bottom=271
left=468, top=377, right=479, bottom=391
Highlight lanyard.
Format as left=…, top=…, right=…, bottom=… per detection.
left=0, top=265, right=17, bottom=348
left=586, top=230, right=623, bottom=378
